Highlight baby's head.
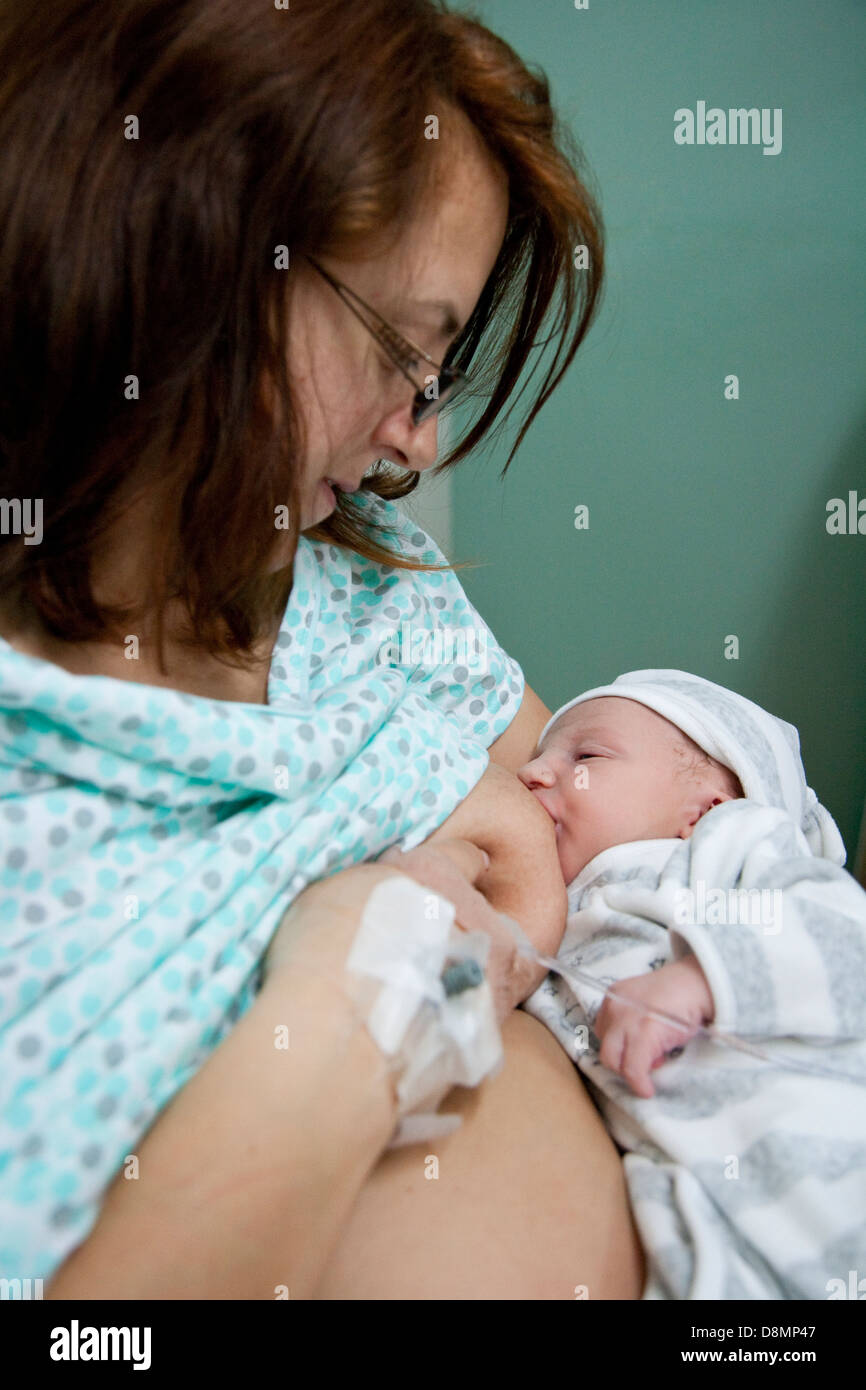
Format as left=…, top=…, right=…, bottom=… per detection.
left=518, top=696, right=745, bottom=884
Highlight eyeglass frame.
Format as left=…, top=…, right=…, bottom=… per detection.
left=303, top=254, right=469, bottom=426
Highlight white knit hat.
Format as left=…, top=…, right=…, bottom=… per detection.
left=538, top=669, right=846, bottom=865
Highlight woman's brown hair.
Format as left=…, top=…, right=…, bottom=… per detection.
left=0, top=0, right=605, bottom=670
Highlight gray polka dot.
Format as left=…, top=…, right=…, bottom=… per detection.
left=0, top=962, right=18, bottom=978
left=48, top=825, right=69, bottom=847
left=2, top=804, right=26, bottom=822
left=306, top=762, right=322, bottom=781
left=203, top=871, right=222, bottom=890
left=81, top=1143, right=103, bottom=1167
left=96, top=1095, right=118, bottom=1118
left=189, top=757, right=210, bottom=774
left=384, top=606, right=401, bottom=619
left=231, top=837, right=252, bottom=854
left=23, top=903, right=46, bottom=923
left=298, top=724, right=314, bottom=742
left=151, top=824, right=169, bottom=841
left=105, top=1042, right=125, bottom=1066
left=236, top=756, right=255, bottom=774
left=74, top=808, right=95, bottom=828
left=330, top=589, right=347, bottom=601
left=167, top=1006, right=191, bottom=1022
left=453, top=666, right=468, bottom=683
left=433, top=597, right=447, bottom=610
left=389, top=802, right=401, bottom=820
left=411, top=531, right=426, bottom=546
left=336, top=718, right=352, bottom=734
left=17, top=1035, right=41, bottom=1058
left=50, top=1203, right=76, bottom=1228
left=120, top=716, right=143, bottom=731
left=421, top=790, right=437, bottom=806
left=20, top=1133, right=43, bottom=1157
left=6, top=847, right=27, bottom=870
left=470, top=699, right=484, bottom=714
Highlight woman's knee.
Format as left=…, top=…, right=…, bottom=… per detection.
left=312, top=1009, right=645, bottom=1300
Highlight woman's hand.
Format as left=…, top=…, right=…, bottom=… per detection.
left=594, top=956, right=715, bottom=1098
left=262, top=840, right=548, bottom=1029
left=377, top=836, right=550, bottom=1024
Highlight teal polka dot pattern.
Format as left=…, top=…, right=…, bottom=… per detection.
left=0, top=491, right=524, bottom=1283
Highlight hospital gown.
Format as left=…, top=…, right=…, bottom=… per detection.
left=0, top=489, right=525, bottom=1285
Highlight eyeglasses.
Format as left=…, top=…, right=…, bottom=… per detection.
left=304, top=255, right=469, bottom=426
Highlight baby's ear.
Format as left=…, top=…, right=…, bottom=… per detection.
left=676, top=790, right=734, bottom=838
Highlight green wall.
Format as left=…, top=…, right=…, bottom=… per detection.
left=450, top=0, right=866, bottom=861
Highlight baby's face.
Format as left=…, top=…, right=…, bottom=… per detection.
left=518, top=697, right=722, bottom=884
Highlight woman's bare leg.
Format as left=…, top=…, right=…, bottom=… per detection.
left=312, top=1010, right=646, bottom=1300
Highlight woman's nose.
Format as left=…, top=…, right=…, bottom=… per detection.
left=374, top=406, right=440, bottom=472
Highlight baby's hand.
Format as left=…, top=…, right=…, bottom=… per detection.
left=593, top=956, right=715, bottom=1098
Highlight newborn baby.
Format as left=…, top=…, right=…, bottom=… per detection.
left=516, top=668, right=866, bottom=1301
left=519, top=689, right=743, bottom=1095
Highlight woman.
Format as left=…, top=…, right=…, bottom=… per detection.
left=0, top=0, right=645, bottom=1297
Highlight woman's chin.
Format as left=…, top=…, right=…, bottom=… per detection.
left=300, top=478, right=338, bottom=531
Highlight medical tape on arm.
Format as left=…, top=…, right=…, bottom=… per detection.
left=342, top=875, right=505, bottom=1149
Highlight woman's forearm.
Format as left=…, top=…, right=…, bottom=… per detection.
left=46, top=966, right=397, bottom=1300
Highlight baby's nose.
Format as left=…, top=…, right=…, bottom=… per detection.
left=517, top=760, right=555, bottom=789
